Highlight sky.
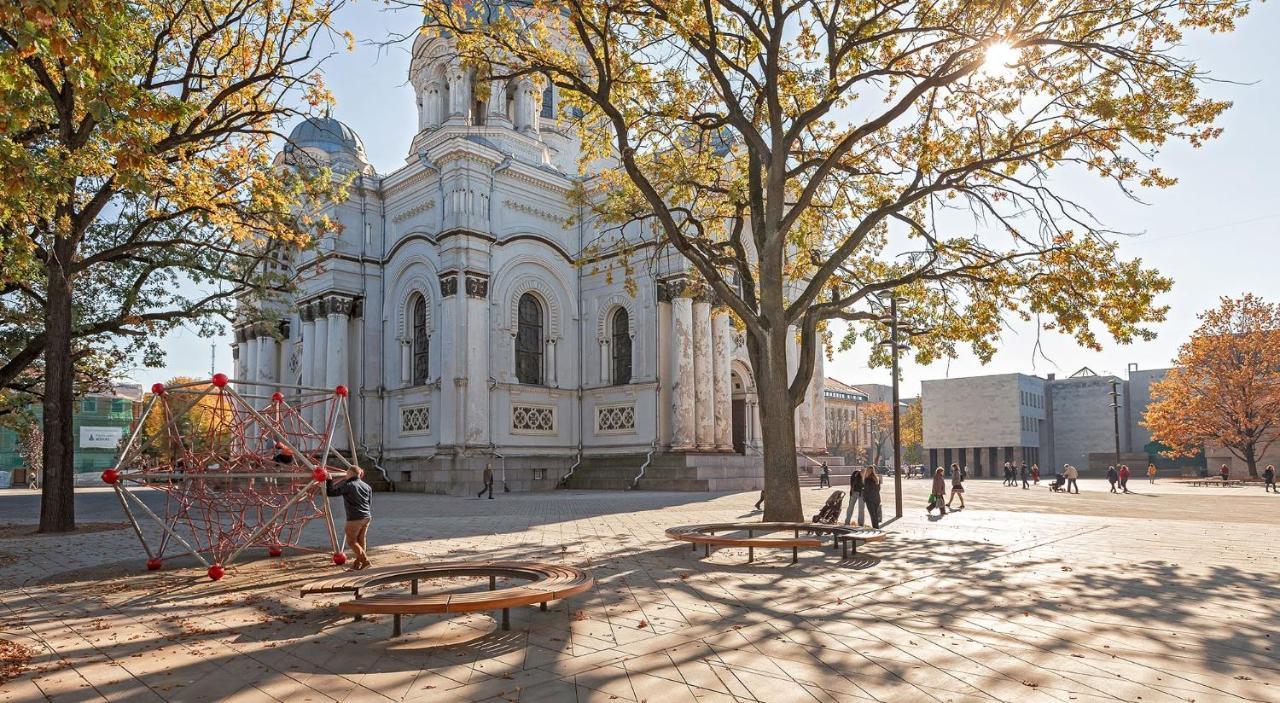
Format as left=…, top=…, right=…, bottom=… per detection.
left=152, top=2, right=1280, bottom=398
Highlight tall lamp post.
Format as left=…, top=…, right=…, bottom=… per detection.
left=876, top=298, right=910, bottom=520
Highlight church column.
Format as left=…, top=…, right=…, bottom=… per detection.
left=692, top=297, right=714, bottom=450
left=670, top=296, right=695, bottom=450
left=233, top=327, right=250, bottom=382
left=711, top=310, right=732, bottom=451
left=599, top=338, right=610, bottom=384
left=299, top=305, right=315, bottom=392
left=810, top=345, right=828, bottom=454
left=446, top=64, right=470, bottom=124
left=462, top=271, right=490, bottom=446
left=487, top=80, right=512, bottom=128
left=325, top=296, right=352, bottom=449
left=311, top=299, right=329, bottom=430
left=257, top=325, right=278, bottom=399
left=244, top=333, right=259, bottom=400
left=514, top=77, right=540, bottom=134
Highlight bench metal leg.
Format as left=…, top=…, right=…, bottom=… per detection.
left=747, top=546, right=754, bottom=563
left=705, top=544, right=710, bottom=557
left=842, top=541, right=848, bottom=560
left=489, top=575, right=496, bottom=591
left=692, top=541, right=697, bottom=551
left=392, top=614, right=402, bottom=638
left=411, top=578, right=418, bottom=595
left=540, top=601, right=548, bottom=612
left=791, top=546, right=798, bottom=564
left=501, top=608, right=510, bottom=631
left=354, top=592, right=363, bottom=621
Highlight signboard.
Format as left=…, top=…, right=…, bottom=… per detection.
left=80, top=426, right=124, bottom=449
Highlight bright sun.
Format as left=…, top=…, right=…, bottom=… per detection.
left=982, top=40, right=1019, bottom=76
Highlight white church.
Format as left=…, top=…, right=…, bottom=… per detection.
left=232, top=28, right=829, bottom=494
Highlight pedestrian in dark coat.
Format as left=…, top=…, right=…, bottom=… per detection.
left=862, top=467, right=883, bottom=529
left=1264, top=464, right=1277, bottom=493
left=1107, top=465, right=1119, bottom=493
left=844, top=468, right=865, bottom=525
left=1020, top=462, right=1030, bottom=489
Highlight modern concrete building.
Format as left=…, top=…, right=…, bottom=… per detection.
left=922, top=365, right=1187, bottom=477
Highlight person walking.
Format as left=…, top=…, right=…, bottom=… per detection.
left=326, top=468, right=373, bottom=570
left=1106, top=465, right=1119, bottom=493
left=1147, top=463, right=1157, bottom=484
left=1264, top=464, right=1276, bottom=493
left=862, top=467, right=883, bottom=529
left=819, top=462, right=831, bottom=488
left=844, top=467, right=866, bottom=526
left=478, top=463, right=495, bottom=499
left=1002, top=462, right=1012, bottom=486
left=947, top=462, right=966, bottom=510
left=1031, top=463, right=1040, bottom=485
left=1119, top=464, right=1132, bottom=493
left=1020, top=462, right=1030, bottom=489
left=1220, top=464, right=1231, bottom=484
left=1065, top=464, right=1079, bottom=494
left=928, top=467, right=948, bottom=516
left=754, top=490, right=765, bottom=511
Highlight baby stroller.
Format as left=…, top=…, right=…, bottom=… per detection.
left=1049, top=473, right=1066, bottom=492
left=811, top=490, right=845, bottom=524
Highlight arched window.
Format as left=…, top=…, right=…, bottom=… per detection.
left=516, top=293, right=544, bottom=384
left=611, top=307, right=631, bottom=385
left=540, top=84, right=554, bottom=119
left=411, top=294, right=429, bottom=385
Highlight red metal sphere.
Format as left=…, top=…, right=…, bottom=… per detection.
left=211, top=373, right=229, bottom=388
left=332, top=553, right=347, bottom=566
left=146, top=558, right=163, bottom=571
left=101, top=468, right=120, bottom=485
left=207, top=564, right=226, bottom=581
left=268, top=547, right=283, bottom=557
left=334, top=385, right=349, bottom=397
left=150, top=382, right=165, bottom=395
left=271, top=392, right=284, bottom=403
left=311, top=467, right=329, bottom=483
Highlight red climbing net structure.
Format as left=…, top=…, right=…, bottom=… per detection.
left=104, top=374, right=363, bottom=580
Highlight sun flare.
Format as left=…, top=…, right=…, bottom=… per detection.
left=982, top=40, right=1019, bottom=76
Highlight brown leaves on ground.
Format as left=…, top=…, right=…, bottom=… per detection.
left=0, top=638, right=36, bottom=685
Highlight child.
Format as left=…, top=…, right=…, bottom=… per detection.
left=1147, top=463, right=1157, bottom=484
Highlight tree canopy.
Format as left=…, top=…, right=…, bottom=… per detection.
left=1144, top=294, right=1280, bottom=478
left=407, top=0, right=1250, bottom=519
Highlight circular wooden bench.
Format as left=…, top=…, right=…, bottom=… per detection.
left=300, top=561, right=593, bottom=637
left=665, top=522, right=886, bottom=563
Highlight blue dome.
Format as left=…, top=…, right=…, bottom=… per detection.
left=285, top=116, right=366, bottom=158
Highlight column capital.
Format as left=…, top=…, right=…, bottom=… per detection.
left=298, top=304, right=316, bottom=323
left=464, top=270, right=489, bottom=299
left=439, top=270, right=459, bottom=297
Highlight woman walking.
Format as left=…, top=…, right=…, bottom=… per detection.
left=844, top=466, right=865, bottom=526
left=947, top=462, right=966, bottom=510
left=928, top=467, right=948, bottom=516
left=1031, top=463, right=1040, bottom=485
left=1147, top=463, right=1157, bottom=484
left=1106, top=465, right=1119, bottom=493
left=1119, top=464, right=1132, bottom=493
left=862, top=467, right=883, bottom=529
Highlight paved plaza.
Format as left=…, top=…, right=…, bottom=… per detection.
left=1, top=478, right=1277, bottom=702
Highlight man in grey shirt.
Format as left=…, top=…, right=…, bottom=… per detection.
left=326, top=468, right=373, bottom=570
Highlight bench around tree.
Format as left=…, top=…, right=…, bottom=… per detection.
left=665, top=522, right=886, bottom=563
left=300, top=561, right=593, bottom=637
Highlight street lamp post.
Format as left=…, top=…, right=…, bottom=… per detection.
left=878, top=298, right=907, bottom=520
left=1109, top=379, right=1122, bottom=467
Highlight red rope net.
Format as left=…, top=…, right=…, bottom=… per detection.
left=107, top=375, right=358, bottom=579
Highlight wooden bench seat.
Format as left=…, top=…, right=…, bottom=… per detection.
left=836, top=529, right=888, bottom=559
left=665, top=522, right=886, bottom=564
left=302, top=561, right=593, bottom=637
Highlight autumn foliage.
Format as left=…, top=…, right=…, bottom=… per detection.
left=1144, top=295, right=1280, bottom=478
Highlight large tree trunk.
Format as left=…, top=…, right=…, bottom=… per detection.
left=749, top=326, right=803, bottom=522
left=1243, top=444, right=1260, bottom=479
left=39, top=247, right=76, bottom=533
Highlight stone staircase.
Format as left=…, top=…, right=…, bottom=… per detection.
left=562, top=452, right=849, bottom=492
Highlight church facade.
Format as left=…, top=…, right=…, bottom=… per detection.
left=232, top=31, right=828, bottom=494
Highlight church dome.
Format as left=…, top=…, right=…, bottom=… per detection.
left=285, top=116, right=367, bottom=159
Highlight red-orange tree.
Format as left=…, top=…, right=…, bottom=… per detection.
left=1145, top=295, right=1280, bottom=478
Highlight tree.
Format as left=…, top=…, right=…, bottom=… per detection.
left=0, top=0, right=347, bottom=532
left=410, top=0, right=1246, bottom=519
left=860, top=402, right=893, bottom=468
left=901, top=401, right=923, bottom=466
left=1144, top=295, right=1280, bottom=479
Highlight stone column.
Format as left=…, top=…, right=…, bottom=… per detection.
left=311, top=300, right=329, bottom=431
left=244, top=335, right=259, bottom=399
left=599, top=339, right=610, bottom=384
left=325, top=296, right=352, bottom=449
left=447, top=64, right=470, bottom=123
left=487, top=79, right=511, bottom=127
left=257, top=329, right=278, bottom=399
left=810, top=345, right=827, bottom=454
left=670, top=296, right=696, bottom=450
left=299, top=306, right=315, bottom=391
left=711, top=311, right=732, bottom=451
left=233, top=327, right=250, bottom=382
left=692, top=299, right=714, bottom=450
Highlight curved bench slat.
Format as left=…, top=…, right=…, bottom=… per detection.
left=665, top=522, right=887, bottom=564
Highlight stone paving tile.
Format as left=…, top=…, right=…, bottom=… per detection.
left=2, top=480, right=1279, bottom=702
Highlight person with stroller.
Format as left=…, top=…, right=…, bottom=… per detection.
left=1049, top=471, right=1067, bottom=492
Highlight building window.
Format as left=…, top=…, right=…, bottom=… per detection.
left=81, top=398, right=97, bottom=413
left=412, top=294, right=429, bottom=386
left=611, top=307, right=631, bottom=385
left=111, top=399, right=126, bottom=414
left=540, top=84, right=554, bottom=119
left=516, top=292, right=544, bottom=385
